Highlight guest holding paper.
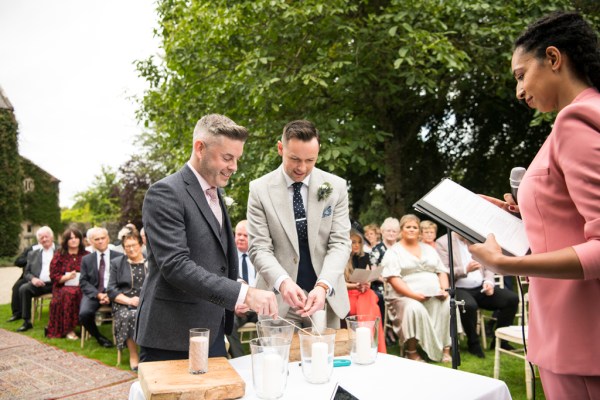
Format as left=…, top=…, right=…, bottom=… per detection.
left=469, top=11, right=600, bottom=399
left=345, top=231, right=386, bottom=353
left=381, top=214, right=451, bottom=363
left=107, top=230, right=147, bottom=371
left=47, top=229, right=89, bottom=340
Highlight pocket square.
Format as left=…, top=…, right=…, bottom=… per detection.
left=322, top=205, right=332, bottom=218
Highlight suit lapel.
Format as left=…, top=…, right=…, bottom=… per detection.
left=269, top=167, right=299, bottom=255
left=307, top=169, right=326, bottom=254
left=181, top=165, right=226, bottom=254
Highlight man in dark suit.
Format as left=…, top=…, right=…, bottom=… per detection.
left=15, top=226, right=55, bottom=331
left=79, top=227, right=121, bottom=347
left=135, top=114, right=278, bottom=362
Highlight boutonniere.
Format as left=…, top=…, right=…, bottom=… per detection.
left=317, top=182, right=333, bottom=201
left=224, top=196, right=236, bottom=207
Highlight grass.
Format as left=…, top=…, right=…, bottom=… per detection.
left=0, top=303, right=544, bottom=400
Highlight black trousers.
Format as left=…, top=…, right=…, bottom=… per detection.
left=11, top=277, right=27, bottom=317
left=79, top=296, right=103, bottom=339
left=457, top=285, right=519, bottom=347
left=19, top=282, right=52, bottom=321
left=140, top=322, right=227, bottom=362
left=227, top=311, right=258, bottom=358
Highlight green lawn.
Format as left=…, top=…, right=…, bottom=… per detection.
left=0, top=303, right=544, bottom=399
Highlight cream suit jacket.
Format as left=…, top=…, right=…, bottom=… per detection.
left=247, top=165, right=351, bottom=320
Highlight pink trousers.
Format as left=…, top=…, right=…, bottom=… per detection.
left=539, top=367, right=600, bottom=400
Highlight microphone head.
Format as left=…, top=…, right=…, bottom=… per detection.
left=510, top=167, right=526, bottom=187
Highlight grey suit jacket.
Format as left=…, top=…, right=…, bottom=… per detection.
left=24, top=247, right=55, bottom=282
left=79, top=250, right=123, bottom=299
left=135, top=164, right=241, bottom=352
left=247, top=166, right=351, bottom=319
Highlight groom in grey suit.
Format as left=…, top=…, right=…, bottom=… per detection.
left=247, top=120, right=351, bottom=327
left=135, top=114, right=278, bottom=362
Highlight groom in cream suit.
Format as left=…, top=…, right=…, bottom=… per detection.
left=247, top=120, right=351, bottom=327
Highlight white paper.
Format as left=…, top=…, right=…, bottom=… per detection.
left=421, top=179, right=530, bottom=256
left=64, top=272, right=80, bottom=287
left=348, top=265, right=384, bottom=284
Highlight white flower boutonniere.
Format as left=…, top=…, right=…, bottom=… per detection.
left=317, top=182, right=333, bottom=201
left=224, top=196, right=236, bottom=207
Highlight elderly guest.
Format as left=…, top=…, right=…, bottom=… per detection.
left=420, top=220, right=438, bottom=248
left=107, top=231, right=147, bottom=371
left=47, top=229, right=89, bottom=339
left=469, top=11, right=600, bottom=398
left=382, top=214, right=451, bottom=363
left=363, top=223, right=381, bottom=253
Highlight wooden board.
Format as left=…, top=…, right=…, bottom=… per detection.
left=138, top=357, right=245, bottom=400
left=288, top=328, right=351, bottom=362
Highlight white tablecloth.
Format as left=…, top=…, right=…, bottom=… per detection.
left=129, top=353, right=511, bottom=400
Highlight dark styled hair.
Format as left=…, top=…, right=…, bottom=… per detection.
left=282, top=120, right=320, bottom=144
left=514, top=11, right=600, bottom=90
left=60, top=228, right=85, bottom=254
left=122, top=231, right=143, bottom=246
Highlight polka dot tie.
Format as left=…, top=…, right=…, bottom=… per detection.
left=206, top=187, right=223, bottom=228
left=292, top=182, right=308, bottom=240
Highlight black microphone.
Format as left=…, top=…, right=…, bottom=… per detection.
left=509, top=167, right=526, bottom=205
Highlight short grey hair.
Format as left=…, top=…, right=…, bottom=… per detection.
left=192, top=114, right=249, bottom=144
left=36, top=226, right=54, bottom=240
left=380, top=217, right=400, bottom=232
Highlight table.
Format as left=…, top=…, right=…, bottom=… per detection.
left=129, top=353, right=512, bottom=400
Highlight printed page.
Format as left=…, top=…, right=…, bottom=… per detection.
left=348, top=265, right=384, bottom=283
left=421, top=179, right=530, bottom=256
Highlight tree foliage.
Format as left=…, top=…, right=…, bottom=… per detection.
left=136, top=0, right=593, bottom=223
left=0, top=108, right=23, bottom=256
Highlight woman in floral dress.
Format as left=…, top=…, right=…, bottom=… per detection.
left=47, top=229, right=88, bottom=339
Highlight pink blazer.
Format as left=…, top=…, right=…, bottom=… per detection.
left=519, top=88, right=600, bottom=375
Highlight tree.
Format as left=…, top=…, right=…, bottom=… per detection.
left=136, top=0, right=583, bottom=222
left=0, top=103, right=23, bottom=256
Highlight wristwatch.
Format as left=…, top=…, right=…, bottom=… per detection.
left=315, top=282, right=330, bottom=295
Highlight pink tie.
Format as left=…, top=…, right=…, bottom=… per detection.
left=206, top=187, right=222, bottom=228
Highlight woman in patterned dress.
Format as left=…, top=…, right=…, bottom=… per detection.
left=47, top=229, right=88, bottom=339
left=107, top=230, right=147, bottom=371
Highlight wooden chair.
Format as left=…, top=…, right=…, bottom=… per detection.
left=32, top=293, right=53, bottom=321
left=237, top=322, right=257, bottom=344
left=494, top=325, right=535, bottom=400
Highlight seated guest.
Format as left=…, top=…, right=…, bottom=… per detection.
left=79, top=227, right=121, bottom=348
left=47, top=228, right=89, bottom=339
left=362, top=223, right=381, bottom=253
left=107, top=230, right=147, bottom=371
left=345, top=231, right=386, bottom=353
left=419, top=220, right=438, bottom=248
left=227, top=220, right=258, bottom=358
left=369, top=217, right=400, bottom=267
left=436, top=233, right=519, bottom=358
left=7, top=231, right=48, bottom=323
left=382, top=214, right=451, bottom=363
left=16, top=226, right=56, bottom=332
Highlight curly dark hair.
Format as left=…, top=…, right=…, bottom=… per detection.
left=514, top=11, right=600, bottom=90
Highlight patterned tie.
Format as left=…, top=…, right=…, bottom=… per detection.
left=206, top=187, right=223, bottom=228
left=292, top=182, right=307, bottom=240
left=242, top=253, right=249, bottom=283
left=98, top=253, right=106, bottom=292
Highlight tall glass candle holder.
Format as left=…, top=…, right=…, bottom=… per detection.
left=256, top=319, right=295, bottom=343
left=250, top=337, right=291, bottom=399
left=345, top=315, right=379, bottom=365
left=298, top=328, right=335, bottom=384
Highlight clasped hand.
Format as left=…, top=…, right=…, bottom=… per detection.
left=280, top=278, right=325, bottom=318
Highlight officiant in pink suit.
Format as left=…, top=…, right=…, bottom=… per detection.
left=469, top=11, right=600, bottom=399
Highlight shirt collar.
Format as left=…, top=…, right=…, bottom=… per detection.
left=282, top=169, right=311, bottom=189
left=187, top=161, right=213, bottom=193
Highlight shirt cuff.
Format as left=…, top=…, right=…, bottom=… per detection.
left=236, top=282, right=249, bottom=306
left=274, top=275, right=291, bottom=293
